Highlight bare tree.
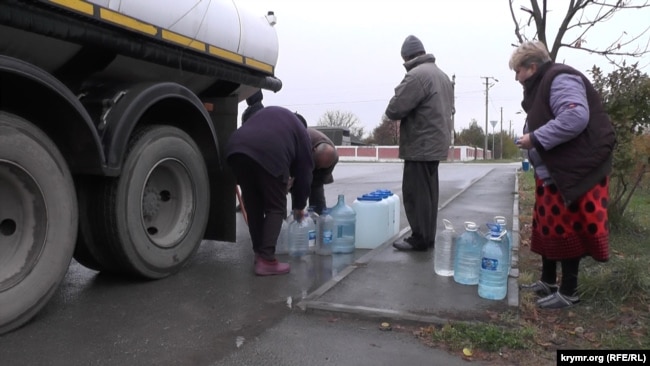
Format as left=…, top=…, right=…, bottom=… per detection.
left=371, top=115, right=400, bottom=145
left=509, top=0, right=650, bottom=65
left=317, top=110, right=365, bottom=139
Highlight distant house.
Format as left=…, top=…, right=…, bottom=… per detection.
left=312, top=126, right=351, bottom=146
left=349, top=135, right=366, bottom=146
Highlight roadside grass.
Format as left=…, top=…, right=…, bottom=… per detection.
left=420, top=169, right=650, bottom=364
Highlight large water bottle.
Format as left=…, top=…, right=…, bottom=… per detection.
left=434, top=219, right=455, bottom=276
left=316, top=208, right=334, bottom=256
left=453, top=222, right=486, bottom=285
left=494, top=216, right=512, bottom=275
left=478, top=223, right=508, bottom=300
left=353, top=194, right=389, bottom=249
left=275, top=217, right=289, bottom=255
left=288, top=212, right=310, bottom=257
left=330, top=194, right=356, bottom=254
left=307, top=206, right=319, bottom=253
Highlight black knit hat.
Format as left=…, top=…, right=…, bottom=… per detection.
left=400, top=35, right=425, bottom=59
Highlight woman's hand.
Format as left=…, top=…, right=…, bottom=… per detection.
left=516, top=133, right=533, bottom=149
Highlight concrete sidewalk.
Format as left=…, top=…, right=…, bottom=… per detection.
left=298, top=166, right=520, bottom=324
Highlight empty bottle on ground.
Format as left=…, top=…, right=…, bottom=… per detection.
left=276, top=217, right=289, bottom=255
left=453, top=222, right=486, bottom=285
left=434, top=219, right=455, bottom=276
left=478, top=223, right=508, bottom=300
left=330, top=194, right=356, bottom=254
left=288, top=211, right=310, bottom=257
left=316, top=208, right=334, bottom=256
left=307, top=206, right=319, bottom=253
left=494, top=215, right=512, bottom=275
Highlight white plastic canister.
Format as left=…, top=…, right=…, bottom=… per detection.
left=352, top=194, right=390, bottom=249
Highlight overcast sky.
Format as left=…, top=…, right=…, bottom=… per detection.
left=239, top=0, right=649, bottom=138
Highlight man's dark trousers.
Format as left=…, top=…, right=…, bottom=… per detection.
left=402, top=160, right=440, bottom=246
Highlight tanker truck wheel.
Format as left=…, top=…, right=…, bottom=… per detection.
left=81, top=125, right=209, bottom=279
left=0, top=112, right=77, bottom=334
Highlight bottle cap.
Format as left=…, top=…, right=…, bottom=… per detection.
left=357, top=194, right=382, bottom=201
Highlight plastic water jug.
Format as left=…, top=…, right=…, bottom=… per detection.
left=353, top=194, right=389, bottom=249
left=316, top=208, right=334, bottom=256
left=288, top=212, right=311, bottom=257
left=330, top=194, right=356, bottom=254
left=307, top=206, right=319, bottom=253
left=369, top=192, right=392, bottom=240
left=434, top=219, right=455, bottom=276
left=453, top=222, right=486, bottom=285
left=375, top=189, right=400, bottom=237
left=275, top=217, right=289, bottom=255
left=478, top=223, right=508, bottom=300
left=494, top=216, right=512, bottom=275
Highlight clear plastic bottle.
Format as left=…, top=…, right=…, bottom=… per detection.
left=453, top=222, right=486, bottom=285
left=494, top=216, right=512, bottom=275
left=316, top=208, right=334, bottom=255
left=330, top=194, right=356, bottom=254
left=478, top=223, right=508, bottom=300
left=307, top=206, right=319, bottom=253
left=434, top=219, right=455, bottom=276
left=275, top=217, right=289, bottom=255
left=288, top=211, right=310, bottom=257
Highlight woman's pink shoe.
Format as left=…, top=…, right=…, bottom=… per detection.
left=255, top=258, right=290, bottom=276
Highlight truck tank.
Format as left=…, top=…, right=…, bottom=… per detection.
left=0, top=0, right=282, bottom=99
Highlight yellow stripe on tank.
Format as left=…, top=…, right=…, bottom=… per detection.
left=162, top=30, right=206, bottom=52
left=49, top=0, right=94, bottom=15
left=246, top=58, right=273, bottom=73
left=100, top=8, right=157, bottom=36
left=208, top=46, right=244, bottom=64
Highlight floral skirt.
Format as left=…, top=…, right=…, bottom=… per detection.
left=530, top=177, right=610, bottom=261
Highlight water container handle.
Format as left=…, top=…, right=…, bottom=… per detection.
left=464, top=221, right=478, bottom=231
left=442, top=219, right=454, bottom=231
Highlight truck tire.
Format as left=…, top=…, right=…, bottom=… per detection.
left=73, top=176, right=118, bottom=272
left=81, top=125, right=210, bottom=279
left=0, top=112, right=77, bottom=334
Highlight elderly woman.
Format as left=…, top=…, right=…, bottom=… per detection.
left=510, top=41, right=616, bottom=309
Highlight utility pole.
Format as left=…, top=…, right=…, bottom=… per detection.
left=481, top=76, right=498, bottom=160
left=500, top=107, right=503, bottom=159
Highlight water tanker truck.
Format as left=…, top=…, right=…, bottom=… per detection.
left=0, top=0, right=282, bottom=334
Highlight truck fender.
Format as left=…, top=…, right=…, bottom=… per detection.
left=0, top=55, right=106, bottom=175
left=100, top=82, right=221, bottom=176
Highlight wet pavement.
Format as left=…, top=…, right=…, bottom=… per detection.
left=0, top=162, right=520, bottom=366
left=300, top=163, right=520, bottom=324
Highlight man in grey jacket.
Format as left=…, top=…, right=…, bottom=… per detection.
left=385, top=35, right=454, bottom=251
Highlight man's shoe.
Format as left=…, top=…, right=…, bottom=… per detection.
left=393, top=236, right=428, bottom=252
left=255, top=258, right=290, bottom=276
